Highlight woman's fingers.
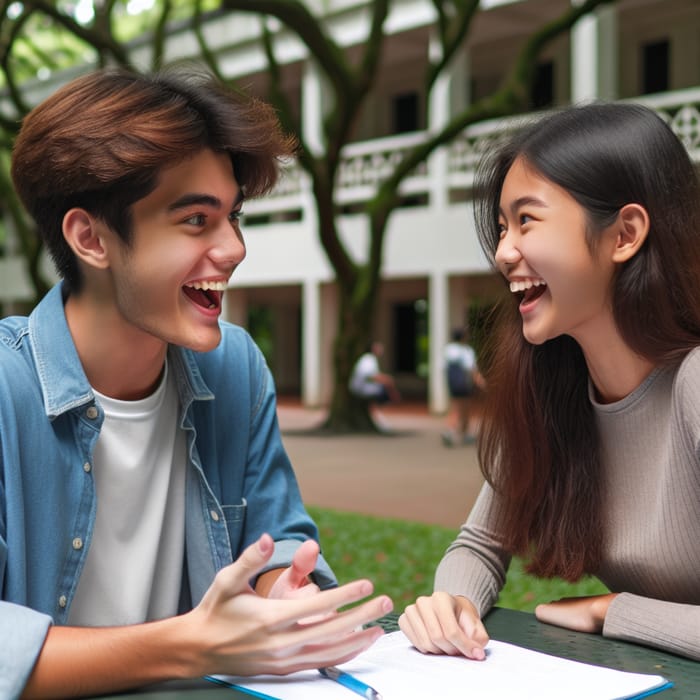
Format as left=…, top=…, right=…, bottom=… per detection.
left=400, top=593, right=487, bottom=659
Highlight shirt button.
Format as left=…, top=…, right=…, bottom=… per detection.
left=210, top=510, right=220, bottom=522
left=86, top=406, right=98, bottom=419
left=58, top=595, right=67, bottom=608
left=72, top=537, right=83, bottom=550
left=83, top=462, right=91, bottom=473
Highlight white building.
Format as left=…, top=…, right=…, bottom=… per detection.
left=2, top=0, right=700, bottom=412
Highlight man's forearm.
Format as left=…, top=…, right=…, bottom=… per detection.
left=23, top=616, right=196, bottom=699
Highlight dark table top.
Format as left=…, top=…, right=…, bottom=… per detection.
left=95, top=607, right=699, bottom=699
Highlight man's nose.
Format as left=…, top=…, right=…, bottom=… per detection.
left=212, top=222, right=246, bottom=266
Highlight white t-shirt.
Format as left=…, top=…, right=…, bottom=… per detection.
left=349, top=352, right=383, bottom=398
left=68, top=361, right=186, bottom=626
left=444, top=341, right=476, bottom=371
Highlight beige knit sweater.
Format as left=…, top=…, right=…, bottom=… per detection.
left=435, top=347, right=700, bottom=661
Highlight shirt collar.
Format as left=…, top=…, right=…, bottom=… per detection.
left=29, top=282, right=214, bottom=419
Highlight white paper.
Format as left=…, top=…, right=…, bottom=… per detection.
left=213, top=630, right=671, bottom=700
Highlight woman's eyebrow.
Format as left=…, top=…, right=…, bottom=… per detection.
left=499, top=195, right=549, bottom=218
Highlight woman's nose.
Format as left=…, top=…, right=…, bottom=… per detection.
left=494, top=231, right=521, bottom=270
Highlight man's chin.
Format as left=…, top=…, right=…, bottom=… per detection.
left=183, top=329, right=222, bottom=353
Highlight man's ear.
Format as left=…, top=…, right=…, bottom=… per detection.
left=611, top=203, right=650, bottom=263
left=62, top=208, right=111, bottom=270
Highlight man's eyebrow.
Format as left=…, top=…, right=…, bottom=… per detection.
left=499, top=195, right=548, bottom=218
left=168, top=190, right=244, bottom=211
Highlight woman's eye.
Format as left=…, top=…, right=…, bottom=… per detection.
left=520, top=213, right=533, bottom=225
left=497, top=222, right=507, bottom=239
left=229, top=209, right=243, bottom=224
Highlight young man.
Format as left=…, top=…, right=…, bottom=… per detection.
left=441, top=326, right=485, bottom=446
left=1, top=68, right=391, bottom=697
left=349, top=342, right=400, bottom=404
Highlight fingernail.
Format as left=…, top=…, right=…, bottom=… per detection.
left=359, top=581, right=373, bottom=596
left=258, top=534, right=273, bottom=555
left=472, top=647, right=486, bottom=660
left=382, top=597, right=393, bottom=613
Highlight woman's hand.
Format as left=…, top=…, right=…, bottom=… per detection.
left=184, top=533, right=393, bottom=678
left=535, top=593, right=618, bottom=633
left=399, top=592, right=488, bottom=660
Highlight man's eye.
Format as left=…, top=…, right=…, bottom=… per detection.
left=184, top=213, right=206, bottom=226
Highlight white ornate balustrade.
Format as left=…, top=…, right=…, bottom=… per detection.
left=244, top=86, right=700, bottom=220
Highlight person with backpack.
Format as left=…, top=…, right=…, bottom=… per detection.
left=441, top=327, right=484, bottom=446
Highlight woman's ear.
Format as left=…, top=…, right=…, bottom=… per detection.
left=62, top=208, right=111, bottom=270
left=611, top=203, right=650, bottom=263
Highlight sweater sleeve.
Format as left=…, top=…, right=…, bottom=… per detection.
left=434, top=483, right=511, bottom=616
left=603, top=594, right=700, bottom=661
left=600, top=349, right=700, bottom=661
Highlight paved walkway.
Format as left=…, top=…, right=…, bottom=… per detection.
left=276, top=400, right=485, bottom=529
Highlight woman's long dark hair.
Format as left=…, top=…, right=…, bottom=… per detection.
left=474, top=103, right=700, bottom=580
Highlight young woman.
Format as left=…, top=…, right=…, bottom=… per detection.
left=399, top=102, right=700, bottom=662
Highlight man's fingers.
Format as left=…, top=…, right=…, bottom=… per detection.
left=269, top=594, right=392, bottom=658
left=214, top=534, right=275, bottom=594
left=287, top=539, right=320, bottom=588
left=267, top=626, right=385, bottom=676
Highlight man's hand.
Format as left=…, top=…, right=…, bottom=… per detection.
left=399, top=592, right=488, bottom=660
left=23, top=534, right=391, bottom=697
left=256, top=539, right=321, bottom=600
left=185, top=533, right=393, bottom=677
left=535, top=593, right=618, bottom=633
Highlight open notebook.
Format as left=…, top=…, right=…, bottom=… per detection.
left=209, top=630, right=673, bottom=700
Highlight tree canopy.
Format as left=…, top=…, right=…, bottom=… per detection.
left=0, top=0, right=616, bottom=430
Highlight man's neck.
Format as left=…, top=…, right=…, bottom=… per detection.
left=64, top=292, right=168, bottom=401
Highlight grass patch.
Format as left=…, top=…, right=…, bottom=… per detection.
left=309, top=506, right=608, bottom=613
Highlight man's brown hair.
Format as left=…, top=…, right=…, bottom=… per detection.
left=11, top=66, right=296, bottom=292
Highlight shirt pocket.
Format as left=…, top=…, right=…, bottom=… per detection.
left=221, top=497, right=247, bottom=555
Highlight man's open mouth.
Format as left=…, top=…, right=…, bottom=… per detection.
left=183, top=281, right=227, bottom=310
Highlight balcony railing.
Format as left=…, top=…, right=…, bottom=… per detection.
left=3, top=87, right=700, bottom=306
left=243, top=86, right=700, bottom=221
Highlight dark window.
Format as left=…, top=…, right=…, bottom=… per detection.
left=392, top=92, right=420, bottom=134
left=392, top=299, right=428, bottom=375
left=531, top=61, right=554, bottom=109
left=642, top=40, right=669, bottom=94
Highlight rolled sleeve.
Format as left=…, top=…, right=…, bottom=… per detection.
left=0, top=602, right=52, bottom=699
left=259, top=538, right=336, bottom=591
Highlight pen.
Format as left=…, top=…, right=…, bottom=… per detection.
left=318, top=666, right=383, bottom=700
left=203, top=674, right=281, bottom=699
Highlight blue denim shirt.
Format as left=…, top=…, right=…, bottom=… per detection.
left=0, top=283, right=335, bottom=698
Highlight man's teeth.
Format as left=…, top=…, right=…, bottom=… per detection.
left=510, top=279, right=546, bottom=293
left=185, top=281, right=228, bottom=291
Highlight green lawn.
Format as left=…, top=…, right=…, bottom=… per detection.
left=308, top=506, right=608, bottom=613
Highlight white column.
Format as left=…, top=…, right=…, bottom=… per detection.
left=301, top=59, right=325, bottom=157
left=429, top=271, right=449, bottom=414
left=302, top=279, right=322, bottom=407
left=427, top=34, right=471, bottom=210
left=571, top=1, right=618, bottom=103
left=300, top=59, right=326, bottom=407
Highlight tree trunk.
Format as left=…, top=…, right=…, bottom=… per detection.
left=322, top=282, right=382, bottom=433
